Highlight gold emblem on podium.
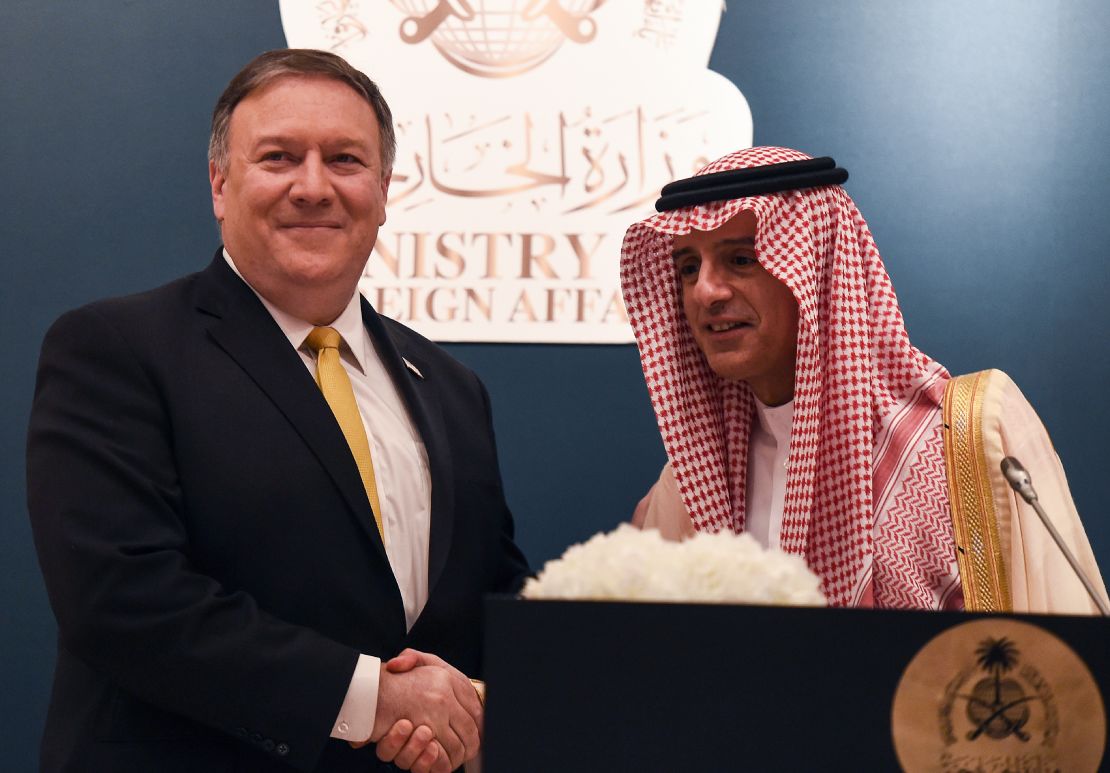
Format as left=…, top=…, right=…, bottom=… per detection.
left=891, top=618, right=1105, bottom=772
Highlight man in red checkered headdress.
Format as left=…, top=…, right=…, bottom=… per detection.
left=621, top=146, right=1107, bottom=613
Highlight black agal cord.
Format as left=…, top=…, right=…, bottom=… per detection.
left=655, top=157, right=849, bottom=212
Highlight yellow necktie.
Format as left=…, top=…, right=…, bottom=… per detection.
left=304, top=326, right=385, bottom=543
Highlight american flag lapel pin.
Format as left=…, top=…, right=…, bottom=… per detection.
left=402, top=357, right=424, bottom=379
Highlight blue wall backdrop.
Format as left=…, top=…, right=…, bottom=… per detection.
left=2, top=1, right=1107, bottom=768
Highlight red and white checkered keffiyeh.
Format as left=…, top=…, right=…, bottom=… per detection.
left=621, top=146, right=959, bottom=607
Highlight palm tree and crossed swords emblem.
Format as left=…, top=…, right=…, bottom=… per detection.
left=959, top=637, right=1039, bottom=741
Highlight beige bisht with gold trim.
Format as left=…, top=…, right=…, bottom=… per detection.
left=943, top=369, right=1107, bottom=614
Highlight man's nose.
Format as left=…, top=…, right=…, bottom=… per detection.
left=289, top=155, right=333, bottom=204
left=692, top=260, right=731, bottom=306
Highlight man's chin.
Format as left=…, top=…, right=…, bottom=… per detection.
left=705, top=354, right=754, bottom=383
left=275, top=242, right=359, bottom=267
left=279, top=226, right=345, bottom=244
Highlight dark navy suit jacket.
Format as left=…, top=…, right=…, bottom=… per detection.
left=27, top=252, right=529, bottom=772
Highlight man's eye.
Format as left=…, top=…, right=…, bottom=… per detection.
left=731, top=254, right=756, bottom=267
left=676, top=261, right=700, bottom=279
left=332, top=154, right=362, bottom=165
left=261, top=151, right=291, bottom=162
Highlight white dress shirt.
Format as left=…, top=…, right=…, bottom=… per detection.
left=744, top=397, right=794, bottom=549
left=224, top=251, right=431, bottom=743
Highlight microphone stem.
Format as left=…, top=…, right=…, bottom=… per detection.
left=1027, top=498, right=1110, bottom=616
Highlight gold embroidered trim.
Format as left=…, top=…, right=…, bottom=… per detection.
left=942, top=370, right=1012, bottom=611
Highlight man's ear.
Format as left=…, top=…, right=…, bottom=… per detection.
left=379, top=171, right=391, bottom=226
left=210, top=160, right=227, bottom=223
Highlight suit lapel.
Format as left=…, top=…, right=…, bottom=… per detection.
left=193, top=256, right=394, bottom=568
left=360, top=297, right=455, bottom=596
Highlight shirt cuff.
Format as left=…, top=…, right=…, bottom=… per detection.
left=331, top=653, right=381, bottom=743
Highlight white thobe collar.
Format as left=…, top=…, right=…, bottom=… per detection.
left=745, top=396, right=795, bottom=549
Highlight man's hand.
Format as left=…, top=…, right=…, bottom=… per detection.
left=386, top=649, right=477, bottom=697
left=370, top=651, right=482, bottom=771
left=372, top=719, right=448, bottom=773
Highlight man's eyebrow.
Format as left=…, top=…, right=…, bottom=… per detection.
left=251, top=135, right=297, bottom=147
left=716, top=237, right=755, bottom=248
left=251, top=135, right=371, bottom=149
left=671, top=236, right=755, bottom=261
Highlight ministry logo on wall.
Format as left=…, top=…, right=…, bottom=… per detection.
left=281, top=1, right=752, bottom=342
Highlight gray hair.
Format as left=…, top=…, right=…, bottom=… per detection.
left=208, top=48, right=396, bottom=175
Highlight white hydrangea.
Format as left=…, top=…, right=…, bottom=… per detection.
left=521, top=524, right=825, bottom=606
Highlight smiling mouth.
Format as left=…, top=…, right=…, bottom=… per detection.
left=708, top=321, right=751, bottom=332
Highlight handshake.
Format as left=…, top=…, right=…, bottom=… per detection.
left=357, top=649, right=484, bottom=773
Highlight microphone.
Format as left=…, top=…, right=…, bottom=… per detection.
left=1001, top=457, right=1109, bottom=615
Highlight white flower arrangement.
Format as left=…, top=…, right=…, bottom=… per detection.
left=521, top=524, right=826, bottom=606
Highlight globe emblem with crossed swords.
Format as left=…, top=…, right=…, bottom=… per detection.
left=960, top=637, right=1039, bottom=741
left=391, top=0, right=607, bottom=77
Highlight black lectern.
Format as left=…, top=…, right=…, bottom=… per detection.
left=483, top=598, right=1108, bottom=772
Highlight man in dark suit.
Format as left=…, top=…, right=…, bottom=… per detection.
left=27, top=49, right=529, bottom=773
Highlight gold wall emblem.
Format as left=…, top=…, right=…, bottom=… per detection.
left=892, top=619, right=1105, bottom=772
left=283, top=1, right=753, bottom=342
left=390, top=0, right=605, bottom=77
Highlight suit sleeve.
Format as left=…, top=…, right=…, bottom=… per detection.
left=27, top=306, right=357, bottom=770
